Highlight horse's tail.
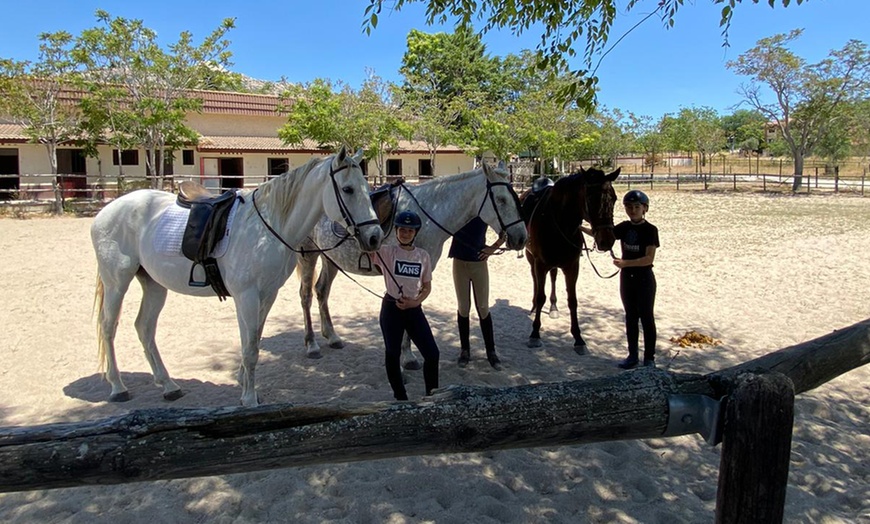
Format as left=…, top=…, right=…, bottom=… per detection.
left=93, top=274, right=107, bottom=374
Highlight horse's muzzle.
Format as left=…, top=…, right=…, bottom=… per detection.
left=356, top=224, right=385, bottom=252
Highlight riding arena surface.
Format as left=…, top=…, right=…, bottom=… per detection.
left=0, top=190, right=868, bottom=523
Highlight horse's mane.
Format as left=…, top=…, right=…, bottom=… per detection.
left=259, top=156, right=328, bottom=218
left=417, top=164, right=509, bottom=188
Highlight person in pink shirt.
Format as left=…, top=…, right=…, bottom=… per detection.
left=373, top=210, right=440, bottom=400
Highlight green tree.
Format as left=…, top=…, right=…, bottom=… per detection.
left=74, top=10, right=236, bottom=187
left=588, top=107, right=630, bottom=168
left=278, top=76, right=410, bottom=182
left=660, top=107, right=723, bottom=171
left=720, top=108, right=766, bottom=153
left=727, top=30, right=870, bottom=190
left=0, top=31, right=81, bottom=214
left=364, top=0, right=806, bottom=111
left=628, top=114, right=666, bottom=174
left=399, top=27, right=508, bottom=162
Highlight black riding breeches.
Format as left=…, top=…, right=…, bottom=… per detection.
left=620, top=268, right=657, bottom=360
left=379, top=298, right=440, bottom=400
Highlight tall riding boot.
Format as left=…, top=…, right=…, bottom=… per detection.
left=457, top=313, right=471, bottom=367
left=423, top=358, right=439, bottom=396
left=480, top=314, right=502, bottom=370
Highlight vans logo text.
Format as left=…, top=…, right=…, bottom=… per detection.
left=395, top=261, right=422, bottom=277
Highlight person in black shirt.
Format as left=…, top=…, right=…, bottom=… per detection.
left=612, top=190, right=660, bottom=369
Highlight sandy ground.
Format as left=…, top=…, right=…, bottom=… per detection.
left=0, top=190, right=868, bottom=523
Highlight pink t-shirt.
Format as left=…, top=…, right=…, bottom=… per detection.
left=373, top=244, right=432, bottom=300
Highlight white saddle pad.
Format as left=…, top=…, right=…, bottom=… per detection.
left=153, top=196, right=240, bottom=258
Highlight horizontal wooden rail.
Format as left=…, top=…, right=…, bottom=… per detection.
left=0, top=318, right=868, bottom=493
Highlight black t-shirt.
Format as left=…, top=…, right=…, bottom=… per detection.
left=614, top=220, right=659, bottom=267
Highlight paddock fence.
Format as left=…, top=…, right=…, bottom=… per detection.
left=1, top=159, right=869, bottom=216
left=1, top=318, right=868, bottom=523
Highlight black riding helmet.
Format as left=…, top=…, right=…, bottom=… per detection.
left=623, top=190, right=650, bottom=206
left=394, top=210, right=422, bottom=230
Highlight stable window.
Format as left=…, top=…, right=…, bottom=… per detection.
left=268, top=158, right=289, bottom=178
left=112, top=150, right=139, bottom=166
left=182, top=149, right=195, bottom=165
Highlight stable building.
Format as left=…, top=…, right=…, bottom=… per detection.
left=0, top=89, right=474, bottom=201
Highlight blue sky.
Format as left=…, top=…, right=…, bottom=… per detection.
left=0, top=0, right=866, bottom=118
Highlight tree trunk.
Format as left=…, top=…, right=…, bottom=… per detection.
left=45, top=142, right=63, bottom=216
left=791, top=154, right=805, bottom=192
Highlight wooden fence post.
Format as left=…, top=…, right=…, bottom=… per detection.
left=715, top=372, right=795, bottom=524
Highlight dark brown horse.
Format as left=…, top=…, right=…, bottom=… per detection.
left=520, top=167, right=620, bottom=353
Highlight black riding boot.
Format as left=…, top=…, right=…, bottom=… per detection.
left=457, top=313, right=471, bottom=367
left=481, top=314, right=502, bottom=370
left=423, top=358, right=439, bottom=396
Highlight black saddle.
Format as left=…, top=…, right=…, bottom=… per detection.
left=176, top=181, right=240, bottom=300
left=521, top=177, right=554, bottom=223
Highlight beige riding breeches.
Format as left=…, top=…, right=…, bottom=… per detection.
left=452, top=258, right=490, bottom=318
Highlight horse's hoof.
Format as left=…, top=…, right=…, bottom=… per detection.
left=573, top=344, right=588, bottom=356
left=109, top=391, right=131, bottom=402
left=549, top=310, right=559, bottom=319
left=527, top=338, right=542, bottom=348
left=307, top=350, right=323, bottom=359
left=163, top=389, right=184, bottom=401
left=328, top=340, right=345, bottom=349
left=402, top=360, right=422, bottom=371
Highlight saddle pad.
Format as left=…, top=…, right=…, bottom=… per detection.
left=153, top=196, right=240, bottom=258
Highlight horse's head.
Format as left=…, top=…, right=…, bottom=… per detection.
left=576, top=166, right=620, bottom=252
left=479, top=162, right=528, bottom=250
left=323, top=146, right=384, bottom=252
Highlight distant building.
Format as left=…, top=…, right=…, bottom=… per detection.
left=0, top=89, right=474, bottom=200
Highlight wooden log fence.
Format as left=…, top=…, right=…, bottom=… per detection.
left=1, top=318, right=868, bottom=521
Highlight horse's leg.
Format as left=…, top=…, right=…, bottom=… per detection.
left=96, top=276, right=133, bottom=402
left=234, top=289, right=264, bottom=407
left=134, top=272, right=183, bottom=400
left=563, top=260, right=588, bottom=355
left=548, top=268, right=559, bottom=319
left=315, top=260, right=345, bottom=350
left=527, top=255, right=547, bottom=348
left=401, top=332, right=421, bottom=370
left=297, top=253, right=322, bottom=358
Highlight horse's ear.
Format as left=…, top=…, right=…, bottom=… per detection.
left=482, top=161, right=495, bottom=180
left=336, top=146, right=348, bottom=163
left=606, top=167, right=621, bottom=181
left=352, top=148, right=364, bottom=163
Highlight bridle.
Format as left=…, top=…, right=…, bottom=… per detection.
left=532, top=178, right=619, bottom=279
left=252, top=157, right=378, bottom=254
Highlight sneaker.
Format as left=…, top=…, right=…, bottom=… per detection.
left=643, top=359, right=656, bottom=368
left=617, top=356, right=639, bottom=369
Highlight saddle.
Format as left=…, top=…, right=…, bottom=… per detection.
left=521, top=177, right=554, bottom=223
left=176, top=181, right=239, bottom=301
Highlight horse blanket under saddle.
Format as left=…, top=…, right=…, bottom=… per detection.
left=153, top=182, right=241, bottom=301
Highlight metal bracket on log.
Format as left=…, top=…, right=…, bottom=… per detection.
left=664, top=394, right=726, bottom=445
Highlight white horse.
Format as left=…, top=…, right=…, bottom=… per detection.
left=298, top=162, right=528, bottom=367
left=91, top=147, right=384, bottom=407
